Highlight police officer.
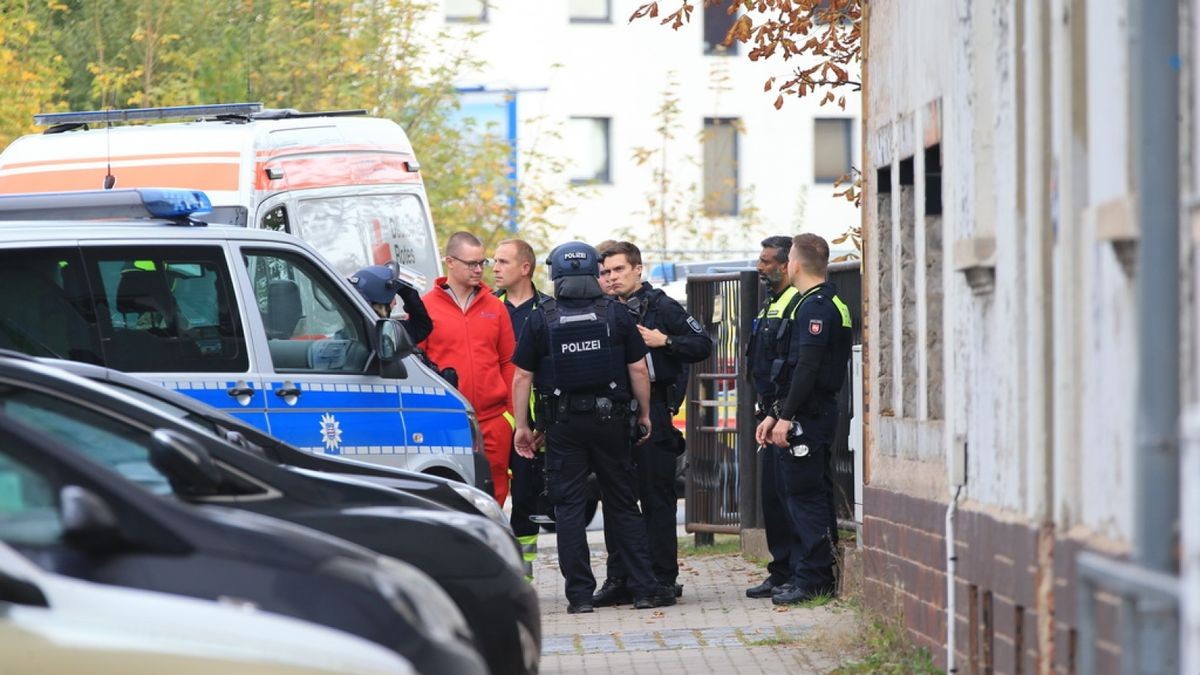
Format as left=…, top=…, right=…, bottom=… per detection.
left=593, top=241, right=712, bottom=606
left=349, top=261, right=434, bottom=343
left=744, top=236, right=803, bottom=600
left=492, top=237, right=552, bottom=580
left=754, top=233, right=852, bottom=605
left=512, top=241, right=676, bottom=613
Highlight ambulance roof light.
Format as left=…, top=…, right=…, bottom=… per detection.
left=35, top=103, right=264, bottom=128
left=0, top=189, right=212, bottom=224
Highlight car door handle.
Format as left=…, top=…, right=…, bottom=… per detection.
left=227, top=385, right=255, bottom=398
left=275, top=386, right=302, bottom=398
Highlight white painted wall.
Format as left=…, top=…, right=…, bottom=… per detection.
left=430, top=0, right=861, bottom=256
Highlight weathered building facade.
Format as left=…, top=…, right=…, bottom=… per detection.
left=862, top=0, right=1198, bottom=672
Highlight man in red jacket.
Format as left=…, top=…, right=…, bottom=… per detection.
left=420, top=231, right=516, bottom=504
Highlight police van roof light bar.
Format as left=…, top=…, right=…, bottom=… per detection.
left=0, top=189, right=212, bottom=223
left=34, top=103, right=264, bottom=127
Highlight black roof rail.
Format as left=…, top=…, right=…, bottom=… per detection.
left=35, top=103, right=264, bottom=129
left=251, top=108, right=369, bottom=120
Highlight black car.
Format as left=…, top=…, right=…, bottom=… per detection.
left=0, top=411, right=485, bottom=674
left=46, top=358, right=509, bottom=528
left=2, top=355, right=541, bottom=675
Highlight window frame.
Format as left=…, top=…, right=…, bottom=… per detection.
left=813, top=117, right=855, bottom=184
left=445, top=0, right=488, bottom=23
left=703, top=2, right=738, bottom=56
left=702, top=117, right=741, bottom=217
left=568, top=0, right=611, bottom=24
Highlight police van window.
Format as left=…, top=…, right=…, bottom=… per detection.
left=243, top=250, right=371, bottom=374
left=0, top=247, right=102, bottom=364
left=80, top=247, right=249, bottom=374
left=261, top=204, right=290, bottom=233
left=294, top=193, right=434, bottom=281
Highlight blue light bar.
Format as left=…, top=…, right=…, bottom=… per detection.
left=34, top=103, right=264, bottom=127
left=0, top=188, right=213, bottom=222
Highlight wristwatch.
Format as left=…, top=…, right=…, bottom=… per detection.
left=665, top=336, right=673, bottom=348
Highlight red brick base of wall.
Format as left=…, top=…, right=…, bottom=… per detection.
left=860, top=486, right=1125, bottom=675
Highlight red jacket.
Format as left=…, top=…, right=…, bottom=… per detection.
left=419, top=279, right=515, bottom=421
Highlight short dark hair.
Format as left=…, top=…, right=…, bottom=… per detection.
left=445, top=231, right=482, bottom=256
left=760, top=236, right=791, bottom=264
left=598, top=240, right=642, bottom=267
left=791, top=233, right=830, bottom=277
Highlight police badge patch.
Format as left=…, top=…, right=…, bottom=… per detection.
left=687, top=316, right=703, bottom=333
left=809, top=319, right=823, bottom=335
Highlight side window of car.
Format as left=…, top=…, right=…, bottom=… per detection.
left=0, top=448, right=62, bottom=547
left=0, top=385, right=174, bottom=496
left=80, top=246, right=250, bottom=373
left=243, top=249, right=371, bottom=373
left=0, top=247, right=103, bottom=364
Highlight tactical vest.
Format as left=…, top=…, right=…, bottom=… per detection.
left=747, top=286, right=802, bottom=399
left=543, top=297, right=622, bottom=394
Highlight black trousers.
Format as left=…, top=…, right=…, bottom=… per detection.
left=508, top=449, right=543, bottom=539
left=545, top=414, right=658, bottom=605
left=760, top=444, right=793, bottom=585
left=774, top=443, right=836, bottom=592
left=602, top=434, right=679, bottom=586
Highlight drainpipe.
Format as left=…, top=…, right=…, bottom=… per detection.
left=945, top=483, right=964, bottom=673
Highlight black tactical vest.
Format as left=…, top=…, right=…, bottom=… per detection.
left=544, top=297, right=622, bottom=394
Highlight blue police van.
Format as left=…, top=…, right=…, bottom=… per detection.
left=0, top=189, right=487, bottom=489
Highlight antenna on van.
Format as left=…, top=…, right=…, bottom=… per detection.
left=102, top=100, right=116, bottom=190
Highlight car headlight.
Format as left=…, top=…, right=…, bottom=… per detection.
left=321, top=556, right=471, bottom=643
left=414, top=511, right=525, bottom=576
left=450, top=482, right=511, bottom=532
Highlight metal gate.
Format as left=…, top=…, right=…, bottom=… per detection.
left=683, top=263, right=862, bottom=538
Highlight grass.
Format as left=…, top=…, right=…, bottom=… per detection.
left=830, top=605, right=942, bottom=674
left=677, top=534, right=742, bottom=557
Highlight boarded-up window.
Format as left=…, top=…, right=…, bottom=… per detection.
left=703, top=118, right=739, bottom=216
left=814, top=118, right=853, bottom=182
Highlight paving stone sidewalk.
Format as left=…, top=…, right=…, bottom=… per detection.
left=533, top=530, right=859, bottom=674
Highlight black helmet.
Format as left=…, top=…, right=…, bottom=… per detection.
left=349, top=262, right=402, bottom=304
left=546, top=241, right=599, bottom=280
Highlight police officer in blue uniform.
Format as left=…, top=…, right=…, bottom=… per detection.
left=349, top=261, right=434, bottom=344
left=744, top=236, right=805, bottom=600
left=511, top=242, right=676, bottom=613
left=753, top=233, right=852, bottom=605
left=593, top=241, right=712, bottom=606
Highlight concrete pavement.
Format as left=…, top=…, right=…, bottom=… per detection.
left=532, top=528, right=858, bottom=674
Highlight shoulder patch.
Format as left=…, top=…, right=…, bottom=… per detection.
left=808, top=319, right=824, bottom=335
left=686, top=316, right=703, bottom=334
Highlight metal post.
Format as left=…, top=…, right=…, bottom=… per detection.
left=737, top=270, right=760, bottom=530
left=1131, top=0, right=1180, bottom=669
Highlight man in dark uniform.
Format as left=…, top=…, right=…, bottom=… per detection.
left=755, top=233, right=852, bottom=605
left=744, top=236, right=805, bottom=600
left=348, top=261, right=434, bottom=343
left=492, top=237, right=552, bottom=580
left=592, top=241, right=712, bottom=606
left=511, top=241, right=676, bottom=613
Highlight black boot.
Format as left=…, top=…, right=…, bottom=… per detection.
left=745, top=578, right=787, bottom=599
left=592, top=578, right=632, bottom=607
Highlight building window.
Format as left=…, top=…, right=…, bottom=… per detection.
left=702, top=118, right=739, bottom=216
left=569, top=0, right=610, bottom=23
left=445, top=0, right=486, bottom=22
left=567, top=117, right=611, bottom=184
left=814, top=117, right=853, bottom=183
left=703, top=2, right=738, bottom=55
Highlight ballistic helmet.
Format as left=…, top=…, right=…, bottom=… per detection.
left=349, top=262, right=402, bottom=304
left=546, top=241, right=599, bottom=280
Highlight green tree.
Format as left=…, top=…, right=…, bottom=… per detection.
left=0, top=0, right=67, bottom=147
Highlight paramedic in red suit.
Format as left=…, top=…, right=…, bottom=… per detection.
left=420, top=231, right=516, bottom=504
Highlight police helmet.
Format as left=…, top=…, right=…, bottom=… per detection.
left=546, top=241, right=599, bottom=280
left=349, top=263, right=402, bottom=304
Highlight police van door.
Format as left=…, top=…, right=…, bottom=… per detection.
left=74, top=243, right=268, bottom=428
left=235, top=244, right=410, bottom=463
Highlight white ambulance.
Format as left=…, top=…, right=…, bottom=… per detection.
left=0, top=103, right=438, bottom=285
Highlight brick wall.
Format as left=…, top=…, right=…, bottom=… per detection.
left=861, top=486, right=1125, bottom=674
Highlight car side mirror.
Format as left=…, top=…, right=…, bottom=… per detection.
left=148, top=428, right=221, bottom=496
left=60, top=485, right=122, bottom=553
left=376, top=319, right=411, bottom=380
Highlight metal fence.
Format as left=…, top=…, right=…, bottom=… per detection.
left=683, top=263, right=862, bottom=540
